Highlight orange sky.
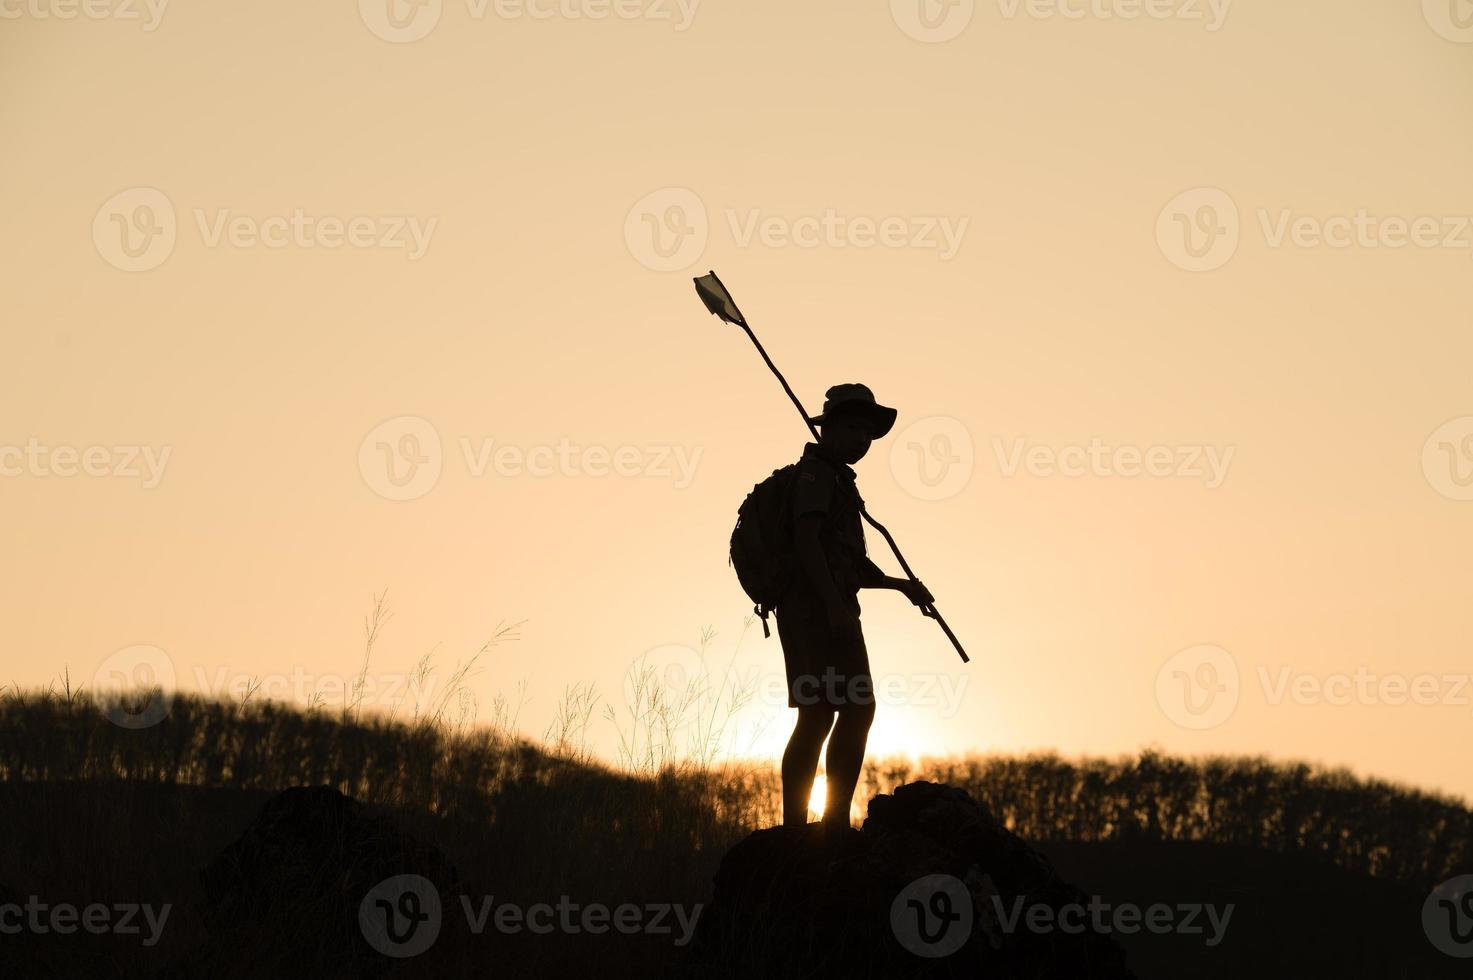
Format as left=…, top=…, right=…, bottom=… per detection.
left=3, top=0, right=1472, bottom=801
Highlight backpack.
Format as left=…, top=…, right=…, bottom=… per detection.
left=729, top=462, right=802, bottom=638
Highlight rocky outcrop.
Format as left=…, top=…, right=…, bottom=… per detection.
left=192, top=785, right=459, bottom=978
left=684, top=781, right=1135, bottom=979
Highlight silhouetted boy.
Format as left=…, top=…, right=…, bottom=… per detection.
left=778, top=383, right=933, bottom=832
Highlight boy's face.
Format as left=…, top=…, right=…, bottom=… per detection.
left=819, top=413, right=874, bottom=465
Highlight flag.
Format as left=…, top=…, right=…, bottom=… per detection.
left=693, top=271, right=745, bottom=327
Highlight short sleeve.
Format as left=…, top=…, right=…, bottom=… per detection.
left=791, top=459, right=835, bottom=519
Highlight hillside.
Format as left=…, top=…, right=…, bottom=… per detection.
left=0, top=690, right=1465, bottom=977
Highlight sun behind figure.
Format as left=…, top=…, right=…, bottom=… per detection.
left=806, top=774, right=864, bottom=825
left=807, top=774, right=827, bottom=819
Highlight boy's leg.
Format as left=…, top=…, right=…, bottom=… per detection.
left=821, top=702, right=875, bottom=830
left=782, top=706, right=836, bottom=827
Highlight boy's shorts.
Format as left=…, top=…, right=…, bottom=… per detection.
left=774, top=585, right=874, bottom=709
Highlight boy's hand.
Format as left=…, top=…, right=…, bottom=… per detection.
left=898, top=578, right=934, bottom=608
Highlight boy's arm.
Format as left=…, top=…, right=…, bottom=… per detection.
left=856, top=555, right=891, bottom=589
left=856, top=553, right=934, bottom=606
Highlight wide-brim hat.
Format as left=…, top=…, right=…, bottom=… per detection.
left=806, top=383, right=898, bottom=439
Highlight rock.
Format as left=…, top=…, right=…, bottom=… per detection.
left=191, top=785, right=460, bottom=979
left=684, top=781, right=1136, bottom=979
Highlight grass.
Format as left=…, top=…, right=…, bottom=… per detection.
left=2, top=677, right=1468, bottom=890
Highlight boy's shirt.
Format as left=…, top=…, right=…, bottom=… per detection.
left=789, top=441, right=885, bottom=597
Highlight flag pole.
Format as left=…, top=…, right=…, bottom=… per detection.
left=694, top=271, right=970, bottom=664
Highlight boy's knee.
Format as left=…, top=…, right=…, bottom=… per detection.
left=837, top=703, right=875, bottom=729
left=796, top=706, right=836, bottom=733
